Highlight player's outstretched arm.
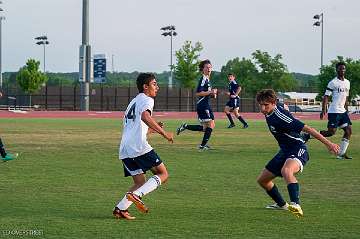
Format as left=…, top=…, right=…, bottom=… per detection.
left=147, top=121, right=164, bottom=134
left=302, top=125, right=339, bottom=155
left=320, top=95, right=329, bottom=120
left=141, top=111, right=174, bottom=143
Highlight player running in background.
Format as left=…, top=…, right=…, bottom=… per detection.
left=320, top=62, right=352, bottom=160
left=224, top=73, right=248, bottom=128
left=0, top=91, right=18, bottom=162
left=113, top=73, right=174, bottom=220
left=176, top=60, right=217, bottom=151
left=256, top=89, right=339, bottom=217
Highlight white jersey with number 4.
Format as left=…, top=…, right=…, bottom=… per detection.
left=324, top=77, right=350, bottom=113
left=119, top=93, right=154, bottom=159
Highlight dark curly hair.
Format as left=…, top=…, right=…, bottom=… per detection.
left=136, top=73, right=156, bottom=93
left=199, top=59, right=211, bottom=72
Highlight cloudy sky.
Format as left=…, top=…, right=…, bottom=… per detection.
left=2, top=0, right=360, bottom=74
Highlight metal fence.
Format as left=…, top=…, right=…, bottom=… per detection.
left=0, top=85, right=264, bottom=112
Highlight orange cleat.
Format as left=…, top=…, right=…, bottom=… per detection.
left=126, top=192, right=149, bottom=213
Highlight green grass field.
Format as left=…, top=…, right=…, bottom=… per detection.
left=0, top=118, right=359, bottom=239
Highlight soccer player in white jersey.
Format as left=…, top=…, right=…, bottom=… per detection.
left=113, top=73, right=174, bottom=220
left=320, top=62, right=352, bottom=160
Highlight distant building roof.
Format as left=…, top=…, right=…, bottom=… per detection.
left=279, top=92, right=318, bottom=99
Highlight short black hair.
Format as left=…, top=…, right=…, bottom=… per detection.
left=256, top=89, right=277, bottom=104
left=136, top=73, right=156, bottom=93
left=228, top=73, right=235, bottom=77
left=336, top=62, right=346, bottom=70
left=199, top=59, right=211, bottom=72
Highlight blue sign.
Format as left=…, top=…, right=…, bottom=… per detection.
left=93, top=56, right=106, bottom=83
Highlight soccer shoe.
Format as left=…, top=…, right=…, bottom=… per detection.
left=265, top=202, right=289, bottom=210
left=243, top=124, right=249, bottom=129
left=126, top=192, right=149, bottom=213
left=113, top=207, right=135, bottom=220
left=227, top=124, right=235, bottom=128
left=288, top=202, right=303, bottom=217
left=2, top=153, right=19, bottom=162
left=198, top=145, right=211, bottom=151
left=176, top=123, right=187, bottom=135
left=336, top=154, right=352, bottom=160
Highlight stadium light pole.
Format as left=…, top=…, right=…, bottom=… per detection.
left=35, top=35, right=49, bottom=109
left=0, top=2, right=5, bottom=88
left=313, top=13, right=324, bottom=69
left=79, top=0, right=91, bottom=111
left=35, top=35, right=49, bottom=73
left=161, top=25, right=177, bottom=88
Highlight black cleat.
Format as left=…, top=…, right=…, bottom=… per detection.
left=337, top=154, right=352, bottom=160
left=113, top=207, right=135, bottom=220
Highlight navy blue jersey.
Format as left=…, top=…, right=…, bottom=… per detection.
left=265, top=105, right=305, bottom=151
left=196, top=76, right=212, bottom=109
left=228, top=80, right=240, bottom=98
left=277, top=102, right=285, bottom=109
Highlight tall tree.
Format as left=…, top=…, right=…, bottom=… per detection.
left=174, top=41, right=203, bottom=88
left=318, top=56, right=360, bottom=101
left=16, top=59, right=48, bottom=106
left=252, top=50, right=297, bottom=92
left=220, top=51, right=297, bottom=96
left=174, top=41, right=203, bottom=110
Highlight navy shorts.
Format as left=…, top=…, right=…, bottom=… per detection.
left=122, top=150, right=162, bottom=177
left=265, top=147, right=309, bottom=177
left=226, top=97, right=240, bottom=109
left=197, top=107, right=214, bottom=123
left=327, top=113, right=352, bottom=129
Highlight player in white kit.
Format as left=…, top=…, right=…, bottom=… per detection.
left=320, top=62, right=352, bottom=160
left=113, top=73, right=174, bottom=220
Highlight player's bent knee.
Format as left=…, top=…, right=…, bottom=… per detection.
left=256, top=176, right=267, bottom=187
left=281, top=167, right=288, bottom=176
left=281, top=167, right=295, bottom=180
left=158, top=172, right=169, bottom=184
left=257, top=179, right=272, bottom=190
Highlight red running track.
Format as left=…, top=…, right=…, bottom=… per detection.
left=1, top=110, right=360, bottom=120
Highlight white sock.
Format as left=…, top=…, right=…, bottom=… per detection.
left=116, top=194, right=133, bottom=210
left=133, top=175, right=162, bottom=198
left=339, top=138, right=350, bottom=156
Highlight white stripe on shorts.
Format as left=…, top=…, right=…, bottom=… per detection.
left=123, top=163, right=144, bottom=176
left=287, top=157, right=304, bottom=173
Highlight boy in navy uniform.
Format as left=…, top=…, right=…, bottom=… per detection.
left=176, top=60, right=217, bottom=150
left=256, top=89, right=339, bottom=217
left=224, top=73, right=248, bottom=128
